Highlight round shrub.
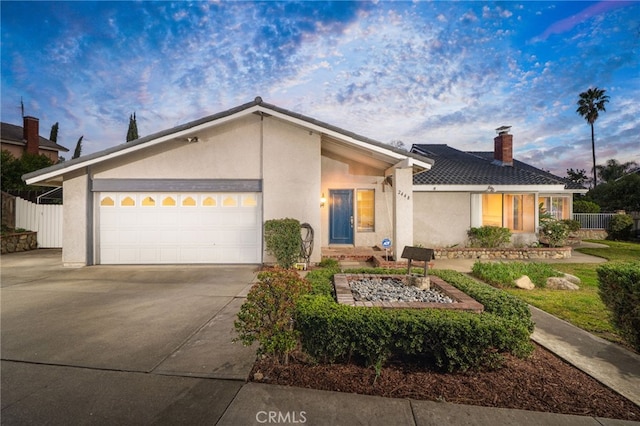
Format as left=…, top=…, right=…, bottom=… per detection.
left=607, top=214, right=633, bottom=241
left=539, top=220, right=570, bottom=247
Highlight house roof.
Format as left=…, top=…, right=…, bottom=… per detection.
left=1, top=122, right=69, bottom=152
left=411, top=144, right=585, bottom=191
left=24, top=97, right=433, bottom=186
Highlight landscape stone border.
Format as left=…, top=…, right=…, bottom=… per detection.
left=334, top=273, right=484, bottom=313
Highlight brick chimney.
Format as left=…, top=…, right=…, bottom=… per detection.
left=23, top=116, right=40, bottom=155
left=493, top=125, right=513, bottom=166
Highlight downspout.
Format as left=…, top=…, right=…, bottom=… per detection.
left=86, top=166, right=94, bottom=266
left=259, top=112, right=265, bottom=263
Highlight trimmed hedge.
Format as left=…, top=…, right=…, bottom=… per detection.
left=297, top=268, right=534, bottom=372
left=597, top=262, right=640, bottom=351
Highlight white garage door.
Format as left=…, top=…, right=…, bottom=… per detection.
left=98, top=192, right=261, bottom=264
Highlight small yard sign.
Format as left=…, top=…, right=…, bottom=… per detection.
left=382, top=238, right=392, bottom=261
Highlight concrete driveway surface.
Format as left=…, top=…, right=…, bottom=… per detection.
left=1, top=249, right=259, bottom=424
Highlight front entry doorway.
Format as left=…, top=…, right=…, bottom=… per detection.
left=329, top=189, right=354, bottom=244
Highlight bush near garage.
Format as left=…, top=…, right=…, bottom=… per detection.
left=295, top=268, right=534, bottom=373
left=264, top=218, right=301, bottom=268
left=234, top=268, right=311, bottom=364
left=597, top=262, right=640, bottom=351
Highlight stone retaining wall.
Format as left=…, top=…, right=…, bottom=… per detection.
left=434, top=247, right=571, bottom=260
left=573, top=229, right=608, bottom=240
left=1, top=232, right=38, bottom=254
left=371, top=246, right=571, bottom=265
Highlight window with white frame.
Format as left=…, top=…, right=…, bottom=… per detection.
left=481, top=193, right=536, bottom=233
left=356, top=189, right=375, bottom=232
left=539, top=196, right=570, bottom=220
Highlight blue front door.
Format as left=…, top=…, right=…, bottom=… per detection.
left=329, top=189, right=354, bottom=244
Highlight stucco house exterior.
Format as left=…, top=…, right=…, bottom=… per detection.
left=411, top=129, right=587, bottom=248
left=1, top=116, right=68, bottom=162
left=24, top=97, right=432, bottom=266
left=24, top=98, right=584, bottom=266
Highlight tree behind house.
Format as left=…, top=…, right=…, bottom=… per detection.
left=49, top=122, right=59, bottom=143
left=126, top=112, right=139, bottom=142
left=576, top=87, right=609, bottom=187
left=566, top=168, right=588, bottom=186
left=72, top=136, right=83, bottom=159
left=595, top=159, right=638, bottom=183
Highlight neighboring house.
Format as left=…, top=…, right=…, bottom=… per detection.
left=1, top=116, right=69, bottom=162
left=23, top=98, right=583, bottom=267
left=411, top=127, right=587, bottom=247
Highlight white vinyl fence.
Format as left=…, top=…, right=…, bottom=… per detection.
left=572, top=213, right=617, bottom=230
left=15, top=197, right=63, bottom=248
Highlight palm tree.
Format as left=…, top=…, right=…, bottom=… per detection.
left=576, top=87, right=609, bottom=187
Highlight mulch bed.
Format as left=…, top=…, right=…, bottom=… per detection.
left=250, top=343, right=640, bottom=421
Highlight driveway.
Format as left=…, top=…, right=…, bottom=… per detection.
left=1, top=249, right=259, bottom=424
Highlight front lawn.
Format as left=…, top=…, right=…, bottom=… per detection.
left=500, top=240, right=640, bottom=346
left=576, top=239, right=640, bottom=261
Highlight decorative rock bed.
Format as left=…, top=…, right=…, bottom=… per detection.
left=350, top=276, right=454, bottom=303
left=334, top=274, right=484, bottom=313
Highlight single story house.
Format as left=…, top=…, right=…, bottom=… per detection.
left=2, top=116, right=69, bottom=162
left=24, top=98, right=584, bottom=266
left=411, top=129, right=587, bottom=247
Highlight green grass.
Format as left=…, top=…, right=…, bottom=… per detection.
left=576, top=239, right=640, bottom=262
left=489, top=240, right=640, bottom=346
left=471, top=261, right=562, bottom=288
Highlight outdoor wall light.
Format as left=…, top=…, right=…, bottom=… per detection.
left=320, top=193, right=327, bottom=207
left=186, top=136, right=199, bottom=143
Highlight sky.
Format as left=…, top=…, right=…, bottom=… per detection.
left=1, top=1, right=639, bottom=178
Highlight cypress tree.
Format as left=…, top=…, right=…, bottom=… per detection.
left=72, top=135, right=83, bottom=159
left=126, top=112, right=139, bottom=142
left=49, top=122, right=59, bottom=143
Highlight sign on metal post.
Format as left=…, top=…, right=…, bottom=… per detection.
left=382, top=238, right=391, bottom=261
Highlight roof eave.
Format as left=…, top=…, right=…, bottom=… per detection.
left=24, top=103, right=263, bottom=185
left=413, top=184, right=571, bottom=192
left=25, top=99, right=433, bottom=185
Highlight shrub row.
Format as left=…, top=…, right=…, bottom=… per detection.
left=467, top=226, right=512, bottom=248
left=597, top=262, right=640, bottom=351
left=470, top=261, right=563, bottom=288
left=296, top=268, right=534, bottom=372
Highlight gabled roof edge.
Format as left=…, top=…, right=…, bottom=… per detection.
left=24, top=98, right=264, bottom=184
left=25, top=97, right=433, bottom=185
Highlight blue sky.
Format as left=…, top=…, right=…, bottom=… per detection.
left=2, top=1, right=638, bottom=177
